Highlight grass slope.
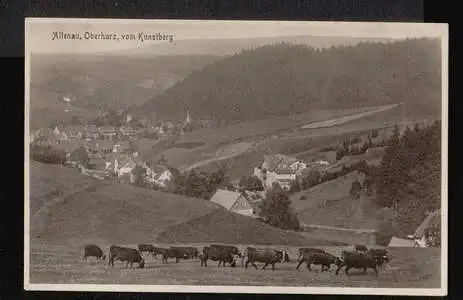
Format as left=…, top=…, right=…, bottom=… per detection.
left=30, top=162, right=327, bottom=247
left=291, top=171, right=393, bottom=230
left=157, top=209, right=344, bottom=246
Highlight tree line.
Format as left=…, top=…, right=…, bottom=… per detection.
left=145, top=38, right=441, bottom=124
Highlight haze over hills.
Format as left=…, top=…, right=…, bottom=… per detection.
left=144, top=37, right=441, bottom=124
left=29, top=54, right=220, bottom=129
left=115, top=35, right=395, bottom=57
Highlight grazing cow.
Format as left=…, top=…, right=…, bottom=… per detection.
left=296, top=251, right=337, bottom=271
left=108, top=245, right=145, bottom=268
left=157, top=247, right=183, bottom=264
left=245, top=247, right=283, bottom=271
left=298, top=247, right=325, bottom=261
left=355, top=244, right=368, bottom=253
left=201, top=245, right=239, bottom=268
left=180, top=247, right=200, bottom=259
left=82, top=244, right=106, bottom=261
left=283, top=251, right=290, bottom=263
left=367, top=248, right=391, bottom=270
left=210, top=244, right=241, bottom=257
left=138, top=244, right=156, bottom=258
left=335, top=252, right=379, bottom=276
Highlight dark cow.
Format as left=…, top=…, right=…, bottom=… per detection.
left=335, top=252, right=380, bottom=276
left=298, top=247, right=325, bottom=261
left=245, top=247, right=283, bottom=271
left=296, top=251, right=337, bottom=271
left=82, top=244, right=106, bottom=261
left=138, top=244, right=156, bottom=258
left=201, top=245, right=239, bottom=268
left=108, top=245, right=145, bottom=268
left=355, top=244, right=368, bottom=253
left=367, top=248, right=391, bottom=270
left=174, top=247, right=199, bottom=259
left=210, top=244, right=241, bottom=257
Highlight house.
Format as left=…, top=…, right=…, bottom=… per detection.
left=62, top=125, right=84, bottom=140
left=149, top=165, right=173, bottom=188
left=242, top=190, right=265, bottom=216
left=119, top=126, right=137, bottom=138
left=31, top=128, right=61, bottom=146
left=100, top=126, right=117, bottom=140
left=84, top=125, right=100, bottom=140
left=117, top=157, right=137, bottom=178
left=85, top=140, right=100, bottom=154
left=254, top=154, right=307, bottom=190
left=210, top=189, right=255, bottom=217
left=97, top=140, right=115, bottom=154
left=113, top=140, right=133, bottom=153
left=53, top=126, right=69, bottom=141
left=407, top=209, right=441, bottom=247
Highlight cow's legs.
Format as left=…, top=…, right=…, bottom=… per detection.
left=345, top=266, right=352, bottom=275
left=363, top=267, right=367, bottom=275
left=261, top=262, right=269, bottom=270
left=176, top=257, right=179, bottom=263
left=307, top=262, right=312, bottom=271
left=271, top=263, right=275, bottom=271
left=335, top=264, right=344, bottom=275
left=125, top=261, right=129, bottom=268
left=373, top=266, right=378, bottom=277
left=296, top=260, right=304, bottom=270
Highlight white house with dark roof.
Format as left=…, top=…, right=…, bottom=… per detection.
left=100, top=126, right=117, bottom=140
left=210, top=189, right=255, bottom=217
left=254, top=154, right=307, bottom=190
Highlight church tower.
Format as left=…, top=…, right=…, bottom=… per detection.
left=185, top=110, right=191, bottom=124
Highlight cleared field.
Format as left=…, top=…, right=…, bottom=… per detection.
left=29, top=242, right=440, bottom=288
left=291, top=171, right=393, bottom=230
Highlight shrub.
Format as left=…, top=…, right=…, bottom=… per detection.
left=375, top=221, right=395, bottom=246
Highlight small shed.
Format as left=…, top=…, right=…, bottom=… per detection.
left=210, top=189, right=254, bottom=217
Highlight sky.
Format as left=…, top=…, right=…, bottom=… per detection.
left=25, top=19, right=447, bottom=54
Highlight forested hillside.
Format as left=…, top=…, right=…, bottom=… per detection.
left=144, top=38, right=441, bottom=124
left=364, top=121, right=442, bottom=239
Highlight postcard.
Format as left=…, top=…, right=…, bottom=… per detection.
left=25, top=18, right=448, bottom=296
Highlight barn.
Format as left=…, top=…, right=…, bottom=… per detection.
left=210, top=189, right=255, bottom=217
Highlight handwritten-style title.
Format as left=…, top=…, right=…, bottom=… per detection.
left=51, top=31, right=175, bottom=43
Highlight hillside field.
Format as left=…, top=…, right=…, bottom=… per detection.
left=29, top=242, right=441, bottom=288
left=30, top=162, right=338, bottom=248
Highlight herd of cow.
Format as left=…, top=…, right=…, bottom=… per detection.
left=82, top=243, right=392, bottom=276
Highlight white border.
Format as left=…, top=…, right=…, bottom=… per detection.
left=24, top=19, right=449, bottom=296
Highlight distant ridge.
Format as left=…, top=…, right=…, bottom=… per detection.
left=116, top=35, right=396, bottom=57
left=143, top=37, right=441, bottom=123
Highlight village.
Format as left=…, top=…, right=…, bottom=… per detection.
left=29, top=106, right=440, bottom=249
left=30, top=109, right=197, bottom=187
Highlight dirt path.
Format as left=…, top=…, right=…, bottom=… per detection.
left=301, top=103, right=399, bottom=129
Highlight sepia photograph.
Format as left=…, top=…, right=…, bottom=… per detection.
left=24, top=19, right=448, bottom=295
